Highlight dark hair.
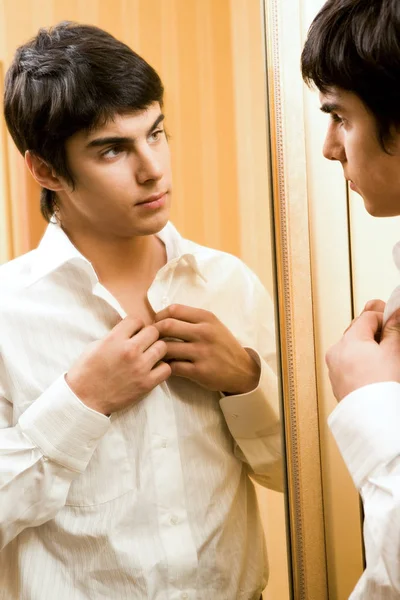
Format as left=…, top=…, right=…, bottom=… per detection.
left=4, top=22, right=164, bottom=221
left=301, top=0, right=400, bottom=150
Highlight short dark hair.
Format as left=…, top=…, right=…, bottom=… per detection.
left=4, top=22, right=164, bottom=222
left=301, top=0, right=400, bottom=150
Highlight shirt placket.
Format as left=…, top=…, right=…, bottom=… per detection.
left=145, top=263, right=198, bottom=600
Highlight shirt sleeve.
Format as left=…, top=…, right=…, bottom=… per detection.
left=0, top=371, right=110, bottom=550
left=219, top=271, right=283, bottom=492
left=329, top=381, right=400, bottom=598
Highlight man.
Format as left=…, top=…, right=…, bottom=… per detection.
left=302, top=0, right=400, bottom=598
left=0, top=21, right=282, bottom=600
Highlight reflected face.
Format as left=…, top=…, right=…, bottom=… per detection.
left=320, top=88, right=400, bottom=217
left=58, top=102, right=172, bottom=237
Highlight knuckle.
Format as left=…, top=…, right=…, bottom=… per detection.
left=147, top=324, right=160, bottom=339
left=126, top=315, right=143, bottom=327
left=136, top=318, right=145, bottom=330
left=168, top=304, right=178, bottom=317
left=161, top=361, right=172, bottom=377
left=201, top=323, right=214, bottom=342
left=196, top=344, right=207, bottom=360
left=122, top=341, right=137, bottom=362
left=155, top=340, right=167, bottom=355
left=161, top=318, right=173, bottom=334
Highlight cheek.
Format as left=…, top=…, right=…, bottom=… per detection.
left=78, top=161, right=134, bottom=194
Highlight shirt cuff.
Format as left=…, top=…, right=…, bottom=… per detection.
left=328, top=381, right=400, bottom=489
left=18, top=375, right=110, bottom=473
left=219, top=349, right=280, bottom=439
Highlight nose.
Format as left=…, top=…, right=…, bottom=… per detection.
left=322, top=124, right=346, bottom=163
left=135, top=146, right=163, bottom=185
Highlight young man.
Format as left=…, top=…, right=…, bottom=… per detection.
left=0, top=22, right=282, bottom=600
left=302, top=0, right=400, bottom=598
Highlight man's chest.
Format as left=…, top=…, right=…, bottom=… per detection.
left=1, top=268, right=252, bottom=412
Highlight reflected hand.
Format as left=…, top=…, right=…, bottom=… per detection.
left=154, top=304, right=260, bottom=395
left=326, top=302, right=400, bottom=402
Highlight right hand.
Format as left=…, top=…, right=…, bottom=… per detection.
left=326, top=301, right=400, bottom=402
left=66, top=317, right=171, bottom=415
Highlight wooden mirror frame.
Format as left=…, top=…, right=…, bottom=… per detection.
left=262, top=1, right=329, bottom=597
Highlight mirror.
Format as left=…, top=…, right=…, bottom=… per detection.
left=0, top=1, right=292, bottom=599
left=265, top=0, right=400, bottom=598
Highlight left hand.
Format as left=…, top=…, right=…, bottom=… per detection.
left=154, top=304, right=260, bottom=394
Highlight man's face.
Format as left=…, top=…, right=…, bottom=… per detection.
left=58, top=102, right=172, bottom=237
left=320, top=88, right=400, bottom=217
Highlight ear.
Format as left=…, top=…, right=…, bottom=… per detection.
left=25, top=151, right=65, bottom=192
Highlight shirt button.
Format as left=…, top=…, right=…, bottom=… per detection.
left=161, top=438, right=167, bottom=449
left=181, top=594, right=189, bottom=600
left=170, top=515, right=178, bottom=525
left=162, top=296, right=168, bottom=308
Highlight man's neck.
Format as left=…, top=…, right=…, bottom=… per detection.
left=61, top=225, right=167, bottom=286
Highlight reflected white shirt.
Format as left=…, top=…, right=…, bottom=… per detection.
left=0, top=221, right=282, bottom=600
left=329, top=239, right=400, bottom=600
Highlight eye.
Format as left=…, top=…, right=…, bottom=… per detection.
left=331, top=113, right=344, bottom=125
left=148, top=129, right=164, bottom=143
left=101, top=146, right=124, bottom=159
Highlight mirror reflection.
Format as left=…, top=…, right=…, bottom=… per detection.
left=0, top=1, right=290, bottom=599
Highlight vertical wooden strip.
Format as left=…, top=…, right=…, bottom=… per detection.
left=98, top=0, right=123, bottom=38
left=210, top=0, right=240, bottom=256
left=169, top=0, right=204, bottom=245
left=159, top=0, right=186, bottom=232
left=229, top=0, right=274, bottom=290
left=0, top=61, right=13, bottom=262
left=194, top=0, right=220, bottom=250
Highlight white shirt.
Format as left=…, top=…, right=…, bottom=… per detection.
left=0, top=221, right=282, bottom=600
left=329, top=240, right=400, bottom=600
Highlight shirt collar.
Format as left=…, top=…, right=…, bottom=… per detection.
left=29, top=220, right=207, bottom=285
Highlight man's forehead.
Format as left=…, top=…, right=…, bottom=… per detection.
left=85, top=104, right=161, bottom=139
left=319, top=87, right=343, bottom=105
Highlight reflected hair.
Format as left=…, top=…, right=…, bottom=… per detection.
left=4, top=22, right=164, bottom=221
left=301, top=0, right=400, bottom=150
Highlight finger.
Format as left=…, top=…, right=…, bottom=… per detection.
left=344, top=310, right=383, bottom=342
left=154, top=318, right=198, bottom=342
left=154, top=304, right=210, bottom=324
left=147, top=361, right=172, bottom=387
left=362, top=299, right=386, bottom=313
left=381, top=308, right=400, bottom=343
left=164, top=341, right=194, bottom=362
left=342, top=300, right=386, bottom=336
left=109, top=315, right=145, bottom=340
left=169, top=360, right=197, bottom=380
left=143, top=339, right=168, bottom=367
left=129, top=325, right=160, bottom=353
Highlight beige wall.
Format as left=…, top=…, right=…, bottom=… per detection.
left=0, top=0, right=289, bottom=597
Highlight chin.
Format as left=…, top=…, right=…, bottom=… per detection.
left=131, top=210, right=170, bottom=236
left=364, top=200, right=400, bottom=218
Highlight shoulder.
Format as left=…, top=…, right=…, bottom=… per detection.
left=0, top=250, right=37, bottom=296
left=185, top=238, right=256, bottom=279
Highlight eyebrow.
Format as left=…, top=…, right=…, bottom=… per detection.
left=320, top=102, right=344, bottom=114
left=86, top=113, right=165, bottom=148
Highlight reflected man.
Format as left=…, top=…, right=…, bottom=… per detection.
left=303, top=1, right=400, bottom=598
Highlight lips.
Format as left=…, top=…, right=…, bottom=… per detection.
left=137, top=192, right=166, bottom=205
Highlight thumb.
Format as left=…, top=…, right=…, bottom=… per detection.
left=381, top=308, right=400, bottom=344
left=362, top=298, right=386, bottom=314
